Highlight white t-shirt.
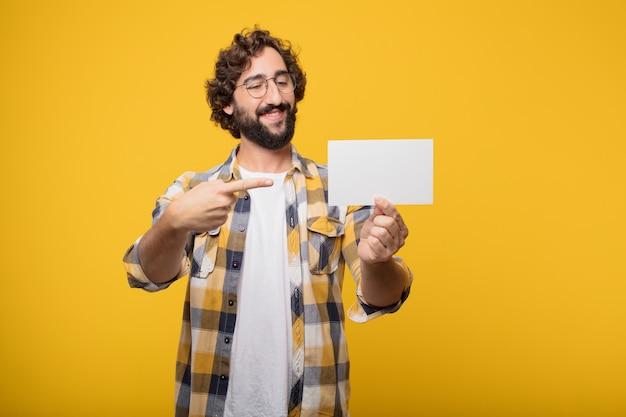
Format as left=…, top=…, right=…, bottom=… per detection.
left=224, top=167, right=292, bottom=417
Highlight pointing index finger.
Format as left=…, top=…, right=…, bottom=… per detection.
left=223, top=178, right=274, bottom=194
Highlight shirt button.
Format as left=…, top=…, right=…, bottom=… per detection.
left=238, top=225, right=245, bottom=232
left=244, top=195, right=249, bottom=200
left=232, top=261, right=239, bottom=269
left=225, top=337, right=230, bottom=344
left=220, top=375, right=226, bottom=380
left=228, top=300, right=234, bottom=306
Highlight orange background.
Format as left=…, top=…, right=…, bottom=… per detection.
left=1, top=1, right=625, bottom=416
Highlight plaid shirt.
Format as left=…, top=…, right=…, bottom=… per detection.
left=123, top=146, right=412, bottom=417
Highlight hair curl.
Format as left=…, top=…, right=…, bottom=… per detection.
left=205, top=27, right=307, bottom=138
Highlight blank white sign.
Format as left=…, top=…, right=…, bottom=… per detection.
left=328, top=139, right=433, bottom=206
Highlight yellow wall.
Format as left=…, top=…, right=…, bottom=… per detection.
left=1, top=1, right=625, bottom=416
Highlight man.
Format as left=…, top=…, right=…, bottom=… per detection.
left=123, top=27, right=413, bottom=417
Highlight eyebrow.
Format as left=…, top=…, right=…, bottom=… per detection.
left=242, top=69, right=289, bottom=84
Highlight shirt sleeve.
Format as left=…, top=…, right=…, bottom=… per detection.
left=122, top=173, right=195, bottom=292
left=342, top=205, right=414, bottom=323
left=122, top=236, right=190, bottom=292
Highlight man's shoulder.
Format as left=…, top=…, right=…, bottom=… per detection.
left=296, top=152, right=327, bottom=178
left=177, top=164, right=224, bottom=181
left=176, top=147, right=236, bottom=183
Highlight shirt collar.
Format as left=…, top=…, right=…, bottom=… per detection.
left=217, top=144, right=315, bottom=181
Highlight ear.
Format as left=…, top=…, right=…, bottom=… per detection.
left=223, top=103, right=233, bottom=115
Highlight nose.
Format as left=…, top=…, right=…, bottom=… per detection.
left=264, top=79, right=282, bottom=105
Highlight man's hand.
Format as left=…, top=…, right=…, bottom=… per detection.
left=358, top=197, right=408, bottom=264
left=166, top=178, right=274, bottom=233
left=137, top=177, right=273, bottom=284
left=357, top=197, right=410, bottom=308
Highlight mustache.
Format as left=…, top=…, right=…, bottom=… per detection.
left=256, top=102, right=291, bottom=116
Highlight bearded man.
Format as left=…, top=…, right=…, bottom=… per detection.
left=123, top=27, right=413, bottom=417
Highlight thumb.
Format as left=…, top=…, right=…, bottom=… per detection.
left=373, top=196, right=386, bottom=216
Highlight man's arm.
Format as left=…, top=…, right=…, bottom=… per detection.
left=137, top=208, right=192, bottom=284
left=357, top=197, right=410, bottom=308
left=137, top=178, right=273, bottom=284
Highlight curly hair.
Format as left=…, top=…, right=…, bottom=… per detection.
left=205, top=27, right=307, bottom=138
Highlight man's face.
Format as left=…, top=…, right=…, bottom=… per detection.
left=232, top=101, right=296, bottom=150
left=224, top=47, right=297, bottom=150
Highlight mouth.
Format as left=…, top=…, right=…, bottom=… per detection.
left=257, top=103, right=290, bottom=121
left=260, top=108, right=283, bottom=120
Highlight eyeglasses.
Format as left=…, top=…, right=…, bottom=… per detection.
left=236, top=73, right=296, bottom=99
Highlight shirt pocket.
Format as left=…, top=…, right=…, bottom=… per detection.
left=189, top=228, right=220, bottom=279
left=307, top=217, right=344, bottom=275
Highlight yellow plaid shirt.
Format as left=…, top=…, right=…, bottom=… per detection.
left=123, top=146, right=412, bottom=417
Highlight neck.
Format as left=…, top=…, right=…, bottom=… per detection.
left=237, top=138, right=292, bottom=173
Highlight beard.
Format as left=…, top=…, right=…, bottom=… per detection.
left=232, top=102, right=296, bottom=150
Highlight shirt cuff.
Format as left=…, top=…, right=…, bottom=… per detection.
left=122, top=236, right=189, bottom=292
left=347, top=256, right=413, bottom=323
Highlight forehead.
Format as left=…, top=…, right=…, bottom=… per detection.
left=238, top=46, right=288, bottom=82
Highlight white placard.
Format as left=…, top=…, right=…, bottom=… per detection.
left=328, top=139, right=433, bottom=206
